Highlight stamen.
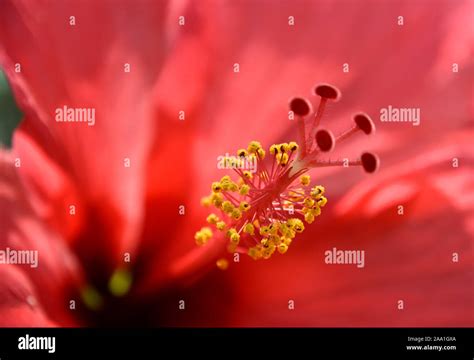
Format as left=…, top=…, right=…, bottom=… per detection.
left=196, top=82, right=379, bottom=270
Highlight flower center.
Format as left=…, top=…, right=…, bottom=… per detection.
left=196, top=83, right=379, bottom=269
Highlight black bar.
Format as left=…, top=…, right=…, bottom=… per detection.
left=0, top=328, right=472, bottom=359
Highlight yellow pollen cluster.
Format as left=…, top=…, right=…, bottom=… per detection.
left=247, top=218, right=305, bottom=260
left=194, top=227, right=213, bottom=246
left=247, top=141, right=266, bottom=159
left=301, top=184, right=327, bottom=224
left=269, top=142, right=298, bottom=166
left=196, top=141, right=328, bottom=269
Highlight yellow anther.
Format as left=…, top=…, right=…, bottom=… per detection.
left=282, top=237, right=292, bottom=246
left=268, top=222, right=279, bottom=235
left=202, top=227, right=212, bottom=237
left=318, top=196, right=328, bottom=207
left=262, top=244, right=276, bottom=259
left=201, top=196, right=211, bottom=207
left=220, top=175, right=231, bottom=183
left=311, top=205, right=322, bottom=216
left=194, top=227, right=213, bottom=246
left=244, top=223, right=255, bottom=235
left=247, top=141, right=262, bottom=153
left=230, top=232, right=240, bottom=245
left=269, top=144, right=278, bottom=155
left=226, top=228, right=237, bottom=236
left=231, top=208, right=242, bottom=220
left=294, top=223, right=305, bottom=233
left=311, top=185, right=325, bottom=199
left=239, top=201, right=251, bottom=211
left=239, top=184, right=250, bottom=195
left=220, top=179, right=231, bottom=191
left=276, top=152, right=289, bottom=165
left=279, top=143, right=289, bottom=153
left=216, top=258, right=229, bottom=270
left=268, top=234, right=280, bottom=244
left=288, top=141, right=299, bottom=151
left=219, top=176, right=238, bottom=192
left=248, top=247, right=262, bottom=260
left=212, top=182, right=222, bottom=193
left=237, top=149, right=248, bottom=157
left=304, top=212, right=315, bottom=224
left=277, top=243, right=288, bottom=254
left=222, top=201, right=234, bottom=213
left=206, top=213, right=219, bottom=225
left=287, top=229, right=296, bottom=239
left=259, top=226, right=270, bottom=236
left=288, top=218, right=305, bottom=233
left=211, top=193, right=224, bottom=207
left=257, top=148, right=265, bottom=159
left=243, top=171, right=253, bottom=179
left=216, top=221, right=226, bottom=231
left=303, top=197, right=315, bottom=207
left=300, top=175, right=310, bottom=186
left=253, top=219, right=260, bottom=228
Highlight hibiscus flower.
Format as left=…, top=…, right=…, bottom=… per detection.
left=0, top=0, right=472, bottom=327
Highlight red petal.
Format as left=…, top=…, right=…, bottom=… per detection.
left=0, top=265, right=55, bottom=327
left=0, top=0, right=171, bottom=263
left=13, top=125, right=84, bottom=242
left=0, top=152, right=83, bottom=325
